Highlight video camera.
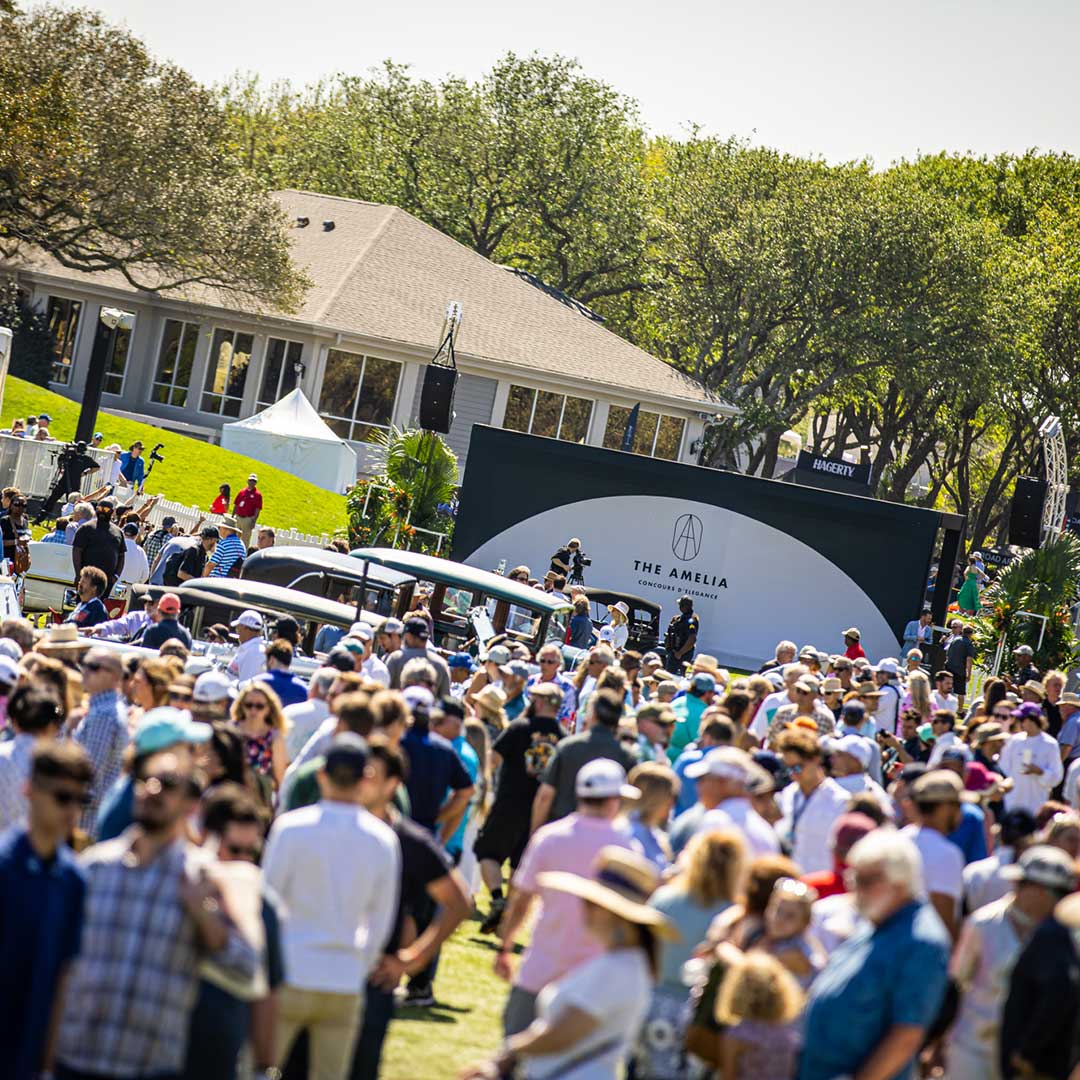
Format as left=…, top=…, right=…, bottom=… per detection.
left=148, top=442, right=165, bottom=464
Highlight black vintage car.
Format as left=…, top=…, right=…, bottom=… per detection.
left=583, top=587, right=663, bottom=655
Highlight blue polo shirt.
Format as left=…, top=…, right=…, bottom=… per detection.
left=401, top=725, right=473, bottom=833
left=947, top=802, right=988, bottom=864
left=672, top=744, right=705, bottom=815
left=0, top=827, right=86, bottom=1080
left=799, top=899, right=949, bottom=1080
left=257, top=668, right=308, bottom=709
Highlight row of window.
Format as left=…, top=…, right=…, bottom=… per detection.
left=43, top=297, right=686, bottom=458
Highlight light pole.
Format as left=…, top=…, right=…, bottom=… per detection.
left=1039, top=414, right=1067, bottom=545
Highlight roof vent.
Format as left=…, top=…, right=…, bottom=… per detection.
left=295, top=216, right=310, bottom=228
left=322, top=220, right=335, bottom=232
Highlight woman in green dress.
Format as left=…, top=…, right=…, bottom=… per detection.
left=956, top=557, right=986, bottom=614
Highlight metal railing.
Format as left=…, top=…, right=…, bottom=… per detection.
left=358, top=482, right=448, bottom=554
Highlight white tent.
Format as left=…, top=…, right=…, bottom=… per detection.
left=220, top=389, right=357, bottom=492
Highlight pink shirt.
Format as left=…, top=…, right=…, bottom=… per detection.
left=512, top=813, right=633, bottom=993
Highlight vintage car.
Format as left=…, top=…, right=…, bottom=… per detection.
left=350, top=547, right=572, bottom=655
left=24, top=539, right=133, bottom=619
left=240, top=546, right=415, bottom=617
left=583, top=587, right=663, bottom=655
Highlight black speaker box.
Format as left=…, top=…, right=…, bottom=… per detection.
left=1008, top=475, right=1048, bottom=548
left=419, top=365, right=457, bottom=433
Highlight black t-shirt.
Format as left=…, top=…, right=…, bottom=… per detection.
left=666, top=611, right=700, bottom=658
left=71, top=520, right=125, bottom=579
left=178, top=544, right=208, bottom=580
left=61, top=452, right=98, bottom=495
left=491, top=715, right=563, bottom=817
left=388, top=813, right=452, bottom=952
left=550, top=547, right=571, bottom=575
left=1016, top=664, right=1041, bottom=686
left=944, top=635, right=975, bottom=674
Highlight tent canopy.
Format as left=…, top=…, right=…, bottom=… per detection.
left=220, top=389, right=358, bottom=492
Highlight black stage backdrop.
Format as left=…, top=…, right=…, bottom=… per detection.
left=453, top=427, right=948, bottom=669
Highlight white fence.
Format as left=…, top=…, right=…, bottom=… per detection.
left=133, top=497, right=334, bottom=549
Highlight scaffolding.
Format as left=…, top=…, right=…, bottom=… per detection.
left=1040, top=415, right=1068, bottom=545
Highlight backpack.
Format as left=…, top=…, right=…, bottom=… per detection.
left=12, top=538, right=29, bottom=576
left=162, top=548, right=186, bottom=587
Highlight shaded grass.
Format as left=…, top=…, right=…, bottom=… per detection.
left=0, top=377, right=348, bottom=535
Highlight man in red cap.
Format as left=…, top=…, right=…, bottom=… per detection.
left=140, top=592, right=192, bottom=650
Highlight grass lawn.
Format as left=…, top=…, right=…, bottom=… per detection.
left=0, top=377, right=349, bottom=536
left=380, top=911, right=511, bottom=1079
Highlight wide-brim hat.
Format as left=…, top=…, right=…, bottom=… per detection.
left=1021, top=680, right=1046, bottom=700
left=537, top=847, right=681, bottom=942
left=35, top=624, right=91, bottom=652
left=474, top=684, right=508, bottom=716
left=691, top=654, right=720, bottom=674
left=218, top=515, right=240, bottom=531
left=842, top=627, right=861, bottom=641
left=607, top=601, right=630, bottom=618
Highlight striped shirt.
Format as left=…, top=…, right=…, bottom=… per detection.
left=0, top=733, right=34, bottom=831
left=74, top=689, right=129, bottom=833
left=209, top=533, right=247, bottom=577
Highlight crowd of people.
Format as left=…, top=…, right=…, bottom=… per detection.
left=0, top=508, right=1078, bottom=1078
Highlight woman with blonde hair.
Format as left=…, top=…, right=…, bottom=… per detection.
left=231, top=682, right=288, bottom=791
left=902, top=669, right=933, bottom=725
left=606, top=601, right=630, bottom=652
left=626, top=761, right=679, bottom=869
left=125, top=656, right=173, bottom=726
left=716, top=951, right=804, bottom=1080
left=473, top=684, right=508, bottom=738
left=632, top=830, right=747, bottom=1079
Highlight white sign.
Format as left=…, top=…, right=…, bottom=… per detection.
left=460, top=495, right=898, bottom=669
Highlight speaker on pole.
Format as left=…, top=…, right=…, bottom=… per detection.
left=1008, top=475, right=1048, bottom=548
left=418, top=364, right=457, bottom=434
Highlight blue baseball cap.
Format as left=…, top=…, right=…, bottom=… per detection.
left=448, top=653, right=475, bottom=671
left=134, top=707, right=211, bottom=753
left=691, top=672, right=717, bottom=694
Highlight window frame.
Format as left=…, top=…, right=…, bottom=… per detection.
left=200, top=326, right=255, bottom=417
left=603, top=405, right=687, bottom=460
left=151, top=317, right=201, bottom=409
left=317, top=349, right=402, bottom=443
left=45, top=296, right=83, bottom=386
left=502, top=384, right=594, bottom=442
left=102, top=309, right=136, bottom=397
left=257, top=337, right=305, bottom=410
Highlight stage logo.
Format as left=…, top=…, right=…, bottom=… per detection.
left=672, top=513, right=703, bottom=561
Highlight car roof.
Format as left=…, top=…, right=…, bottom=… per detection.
left=350, top=548, right=572, bottom=613
left=241, top=546, right=416, bottom=588
left=583, top=587, right=662, bottom=615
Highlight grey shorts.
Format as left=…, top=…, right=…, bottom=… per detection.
left=503, top=985, right=539, bottom=1038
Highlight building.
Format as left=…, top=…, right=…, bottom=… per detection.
left=3, top=190, right=734, bottom=478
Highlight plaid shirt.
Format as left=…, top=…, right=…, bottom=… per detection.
left=143, top=527, right=171, bottom=564
left=57, top=834, right=258, bottom=1077
left=0, top=733, right=34, bottom=830
left=74, top=690, right=129, bottom=833
left=209, top=533, right=247, bottom=577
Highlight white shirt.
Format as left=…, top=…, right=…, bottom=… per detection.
left=811, top=892, right=865, bottom=953
left=753, top=688, right=793, bottom=739
left=903, top=824, right=964, bottom=910
left=119, top=538, right=149, bottom=584
left=874, top=681, right=901, bottom=734
left=963, top=848, right=1017, bottom=913
left=361, top=654, right=391, bottom=688
left=998, top=731, right=1064, bottom=814
left=528, top=948, right=651, bottom=1080
left=835, top=773, right=895, bottom=818
left=280, top=715, right=338, bottom=806
left=262, top=800, right=400, bottom=993
left=283, top=698, right=330, bottom=762
left=1065, top=758, right=1080, bottom=809
left=230, top=636, right=266, bottom=684
left=927, top=730, right=961, bottom=767
left=932, top=691, right=960, bottom=713
left=697, top=797, right=780, bottom=858
left=609, top=623, right=629, bottom=652
left=778, top=777, right=850, bottom=874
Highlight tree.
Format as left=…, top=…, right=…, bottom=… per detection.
left=0, top=279, right=54, bottom=386
left=222, top=56, right=650, bottom=317
left=0, top=7, right=307, bottom=310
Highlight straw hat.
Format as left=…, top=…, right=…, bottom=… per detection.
left=537, top=846, right=681, bottom=942
left=35, top=623, right=91, bottom=654
left=474, top=684, right=508, bottom=720
left=691, top=654, right=720, bottom=675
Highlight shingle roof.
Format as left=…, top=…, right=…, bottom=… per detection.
left=8, top=189, right=725, bottom=409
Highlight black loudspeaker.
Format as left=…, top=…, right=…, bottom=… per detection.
left=418, top=364, right=458, bottom=433
left=1008, top=476, right=1048, bottom=548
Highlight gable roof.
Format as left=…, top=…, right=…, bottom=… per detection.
left=7, top=189, right=729, bottom=410
left=222, top=387, right=344, bottom=445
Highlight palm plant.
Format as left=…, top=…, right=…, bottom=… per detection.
left=972, top=533, right=1080, bottom=671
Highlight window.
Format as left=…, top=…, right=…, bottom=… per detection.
left=152, top=319, right=200, bottom=407
left=201, top=328, right=254, bottom=416
left=318, top=350, right=401, bottom=442
left=102, top=309, right=135, bottom=396
left=45, top=297, right=82, bottom=385
left=257, top=338, right=303, bottom=409
left=603, top=406, right=686, bottom=460
left=502, top=385, right=593, bottom=442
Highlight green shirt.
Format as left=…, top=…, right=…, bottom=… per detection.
left=285, top=757, right=411, bottom=817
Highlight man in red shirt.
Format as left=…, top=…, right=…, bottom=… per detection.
left=842, top=626, right=866, bottom=660
left=233, top=473, right=263, bottom=546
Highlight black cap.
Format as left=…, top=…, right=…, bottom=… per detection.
left=326, top=647, right=355, bottom=673
left=122, top=522, right=139, bottom=537
left=201, top=525, right=221, bottom=540
left=439, top=697, right=466, bottom=722
left=162, top=516, right=177, bottom=528
left=1000, top=808, right=1039, bottom=846
left=900, top=762, right=928, bottom=785
left=324, top=733, right=369, bottom=781
left=403, top=616, right=429, bottom=640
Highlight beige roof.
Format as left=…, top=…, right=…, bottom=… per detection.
left=9, top=189, right=725, bottom=409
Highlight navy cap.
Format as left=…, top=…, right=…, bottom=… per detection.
left=841, top=700, right=866, bottom=720
left=403, top=616, right=429, bottom=641
left=324, top=733, right=369, bottom=780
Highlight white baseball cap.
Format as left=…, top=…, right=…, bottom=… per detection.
left=685, top=746, right=755, bottom=782
left=0, top=654, right=18, bottom=685
left=230, top=609, right=263, bottom=630
left=192, top=669, right=235, bottom=704
left=831, top=733, right=872, bottom=771
left=349, top=622, right=375, bottom=642
left=874, top=658, right=900, bottom=676
left=575, top=758, right=640, bottom=800
left=598, top=625, right=615, bottom=643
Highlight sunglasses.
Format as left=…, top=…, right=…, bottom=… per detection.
left=138, top=772, right=185, bottom=794
left=40, top=785, right=92, bottom=808
left=243, top=701, right=268, bottom=711
left=540, top=658, right=559, bottom=665
left=81, top=660, right=112, bottom=674
left=221, top=842, right=261, bottom=862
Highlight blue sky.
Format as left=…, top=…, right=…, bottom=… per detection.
left=67, top=0, right=1080, bottom=165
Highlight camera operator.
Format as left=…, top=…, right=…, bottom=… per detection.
left=38, top=440, right=100, bottom=521
left=550, top=538, right=591, bottom=585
